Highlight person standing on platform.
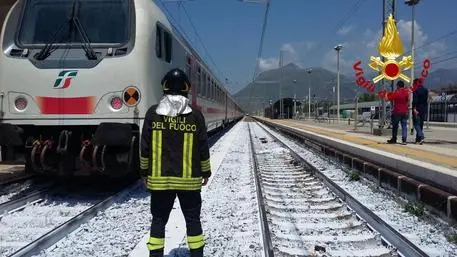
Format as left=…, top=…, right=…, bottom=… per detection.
left=379, top=80, right=410, bottom=145
left=140, top=68, right=211, bottom=257
left=412, top=78, right=429, bottom=144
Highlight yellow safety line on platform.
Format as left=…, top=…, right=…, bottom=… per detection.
left=264, top=118, right=457, bottom=169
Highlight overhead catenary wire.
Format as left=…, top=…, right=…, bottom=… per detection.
left=247, top=0, right=365, bottom=113
left=404, top=28, right=457, bottom=55
left=413, top=49, right=457, bottom=68
left=315, top=0, right=367, bottom=50
left=247, top=0, right=271, bottom=112
left=157, top=1, right=195, bottom=54
left=158, top=0, right=227, bottom=90
left=180, top=4, right=226, bottom=83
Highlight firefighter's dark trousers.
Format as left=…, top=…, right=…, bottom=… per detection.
left=147, top=191, right=205, bottom=257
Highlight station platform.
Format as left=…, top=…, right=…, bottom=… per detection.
left=0, top=164, right=24, bottom=174
left=264, top=118, right=457, bottom=169
left=255, top=116, right=457, bottom=194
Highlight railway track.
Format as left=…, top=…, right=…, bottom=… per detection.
left=0, top=180, right=141, bottom=257
left=248, top=121, right=428, bottom=257
left=0, top=177, right=55, bottom=207
left=0, top=173, right=35, bottom=188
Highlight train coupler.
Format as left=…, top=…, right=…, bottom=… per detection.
left=56, top=130, right=72, bottom=154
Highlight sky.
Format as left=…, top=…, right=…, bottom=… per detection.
left=154, top=0, right=457, bottom=94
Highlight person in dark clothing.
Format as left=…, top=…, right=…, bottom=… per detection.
left=412, top=78, right=429, bottom=144
left=140, top=68, right=211, bottom=257
left=380, top=80, right=410, bottom=144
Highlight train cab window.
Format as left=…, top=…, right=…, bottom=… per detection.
left=156, top=26, right=162, bottom=58
left=164, top=31, right=172, bottom=63
left=17, top=0, right=131, bottom=46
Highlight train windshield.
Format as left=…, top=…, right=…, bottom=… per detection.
left=17, top=0, right=131, bottom=46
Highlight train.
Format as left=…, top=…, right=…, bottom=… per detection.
left=0, top=0, right=244, bottom=177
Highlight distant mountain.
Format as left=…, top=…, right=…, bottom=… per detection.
left=427, top=68, right=457, bottom=90
left=234, top=63, right=457, bottom=112
left=234, top=63, right=358, bottom=112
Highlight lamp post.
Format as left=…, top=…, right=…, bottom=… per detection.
left=405, top=0, right=420, bottom=135
left=306, top=68, right=312, bottom=120
left=279, top=50, right=284, bottom=118
left=334, top=44, right=343, bottom=123
left=293, top=79, right=297, bottom=119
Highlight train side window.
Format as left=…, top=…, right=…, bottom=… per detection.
left=212, top=80, right=215, bottom=101
left=197, top=67, right=201, bottom=95
left=156, top=25, right=162, bottom=58
left=164, top=31, right=172, bottom=63
left=217, top=86, right=220, bottom=103
left=203, top=73, right=208, bottom=98
left=220, top=88, right=223, bottom=103
left=206, top=77, right=210, bottom=98
left=186, top=56, right=191, bottom=77
left=208, top=79, right=212, bottom=100
left=208, top=79, right=211, bottom=100
left=200, top=71, right=205, bottom=96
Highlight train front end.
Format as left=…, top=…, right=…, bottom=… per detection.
left=0, top=0, right=146, bottom=177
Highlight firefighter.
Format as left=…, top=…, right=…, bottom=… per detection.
left=140, top=68, right=211, bottom=257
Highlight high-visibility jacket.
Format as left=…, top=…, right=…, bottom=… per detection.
left=139, top=104, right=211, bottom=191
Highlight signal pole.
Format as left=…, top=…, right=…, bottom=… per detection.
left=406, top=0, right=420, bottom=135
left=279, top=50, right=284, bottom=119
left=306, top=68, right=312, bottom=120
left=380, top=0, right=397, bottom=129
left=334, top=44, right=343, bottom=123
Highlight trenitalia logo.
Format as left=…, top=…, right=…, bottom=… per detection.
left=53, top=70, right=78, bottom=89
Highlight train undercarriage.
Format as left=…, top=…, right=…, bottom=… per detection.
left=0, top=123, right=139, bottom=178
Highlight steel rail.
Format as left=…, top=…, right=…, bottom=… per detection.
left=253, top=119, right=429, bottom=257
left=247, top=122, right=274, bottom=257
left=0, top=186, right=54, bottom=216
left=0, top=173, right=35, bottom=187
left=8, top=180, right=142, bottom=257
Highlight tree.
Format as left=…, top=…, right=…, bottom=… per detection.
left=359, top=93, right=375, bottom=102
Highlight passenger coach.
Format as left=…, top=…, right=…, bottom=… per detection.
left=0, top=0, right=243, bottom=177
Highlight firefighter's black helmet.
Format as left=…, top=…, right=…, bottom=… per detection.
left=161, top=68, right=191, bottom=97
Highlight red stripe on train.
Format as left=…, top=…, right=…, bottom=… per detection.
left=206, top=107, right=225, bottom=114
left=36, top=96, right=96, bottom=114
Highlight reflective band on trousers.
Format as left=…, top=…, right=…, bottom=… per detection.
left=147, top=237, right=164, bottom=250
left=187, top=235, right=205, bottom=249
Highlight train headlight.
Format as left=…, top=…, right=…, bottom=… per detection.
left=110, top=96, right=123, bottom=110
left=14, top=97, right=28, bottom=111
